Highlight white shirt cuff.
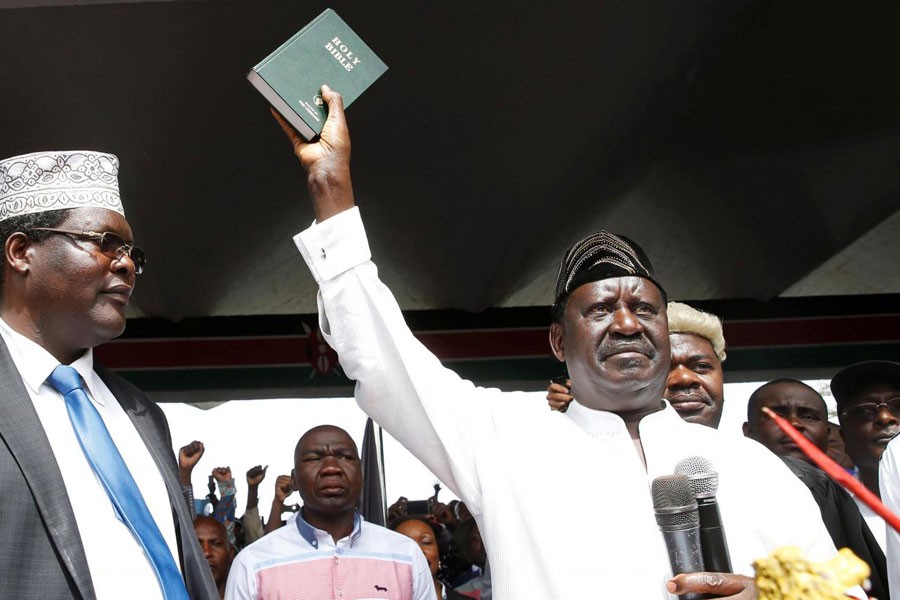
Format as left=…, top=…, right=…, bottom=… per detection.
left=293, top=206, right=371, bottom=283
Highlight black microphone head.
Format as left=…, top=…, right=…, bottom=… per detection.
left=674, top=456, right=719, bottom=499
left=651, top=474, right=699, bottom=530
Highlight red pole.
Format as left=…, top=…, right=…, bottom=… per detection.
left=762, top=407, right=900, bottom=534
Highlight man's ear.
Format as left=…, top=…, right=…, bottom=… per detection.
left=741, top=421, right=752, bottom=439
left=290, top=469, right=298, bottom=491
left=4, top=232, right=32, bottom=275
left=549, top=322, right=565, bottom=362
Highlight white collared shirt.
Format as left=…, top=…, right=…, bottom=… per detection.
left=226, top=512, right=433, bottom=600
left=878, top=437, right=900, bottom=598
left=0, top=317, right=179, bottom=600
left=851, top=493, right=887, bottom=552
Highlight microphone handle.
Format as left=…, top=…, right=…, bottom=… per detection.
left=697, top=499, right=732, bottom=574
left=660, top=525, right=705, bottom=600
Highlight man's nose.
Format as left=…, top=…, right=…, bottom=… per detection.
left=610, top=307, right=642, bottom=335
left=111, top=248, right=137, bottom=278
left=788, top=412, right=806, bottom=432
left=875, top=404, right=900, bottom=426
left=666, top=366, right=697, bottom=389
left=319, top=456, right=344, bottom=472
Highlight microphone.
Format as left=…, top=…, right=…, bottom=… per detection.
left=674, top=456, right=733, bottom=575
left=651, top=474, right=705, bottom=600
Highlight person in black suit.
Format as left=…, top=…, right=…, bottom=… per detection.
left=743, top=378, right=888, bottom=599
left=0, top=150, right=217, bottom=599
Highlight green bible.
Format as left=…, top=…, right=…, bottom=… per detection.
left=247, top=9, right=388, bottom=140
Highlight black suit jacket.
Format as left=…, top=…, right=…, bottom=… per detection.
left=0, top=336, right=218, bottom=599
left=782, top=456, right=889, bottom=600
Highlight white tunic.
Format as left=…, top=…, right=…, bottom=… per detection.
left=879, top=436, right=900, bottom=599
left=294, top=207, right=842, bottom=600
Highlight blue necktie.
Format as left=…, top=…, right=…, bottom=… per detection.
left=46, top=365, right=189, bottom=600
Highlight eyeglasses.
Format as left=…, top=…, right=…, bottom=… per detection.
left=840, top=398, right=900, bottom=423
left=30, top=228, right=146, bottom=274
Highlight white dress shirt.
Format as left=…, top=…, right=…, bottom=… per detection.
left=852, top=494, right=887, bottom=552
left=878, top=436, right=900, bottom=599
left=294, top=207, right=845, bottom=599
left=0, top=318, right=179, bottom=600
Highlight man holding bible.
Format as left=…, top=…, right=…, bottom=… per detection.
left=274, top=87, right=854, bottom=599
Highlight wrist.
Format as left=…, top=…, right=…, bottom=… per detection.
left=179, top=469, right=192, bottom=485
left=307, top=167, right=354, bottom=221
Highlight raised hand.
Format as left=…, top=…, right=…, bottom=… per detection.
left=274, top=475, right=294, bottom=503
left=178, top=440, right=204, bottom=485
left=179, top=440, right=205, bottom=470
left=271, top=84, right=355, bottom=222
left=247, top=465, right=268, bottom=487
left=212, top=467, right=232, bottom=482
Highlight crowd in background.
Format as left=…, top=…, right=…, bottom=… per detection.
left=180, top=436, right=496, bottom=600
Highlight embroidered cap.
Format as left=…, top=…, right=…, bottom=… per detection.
left=0, top=150, right=124, bottom=222
left=553, top=230, right=666, bottom=311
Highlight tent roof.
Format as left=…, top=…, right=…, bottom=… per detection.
left=2, top=0, right=898, bottom=323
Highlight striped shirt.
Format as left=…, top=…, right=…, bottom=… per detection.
left=225, top=512, right=433, bottom=600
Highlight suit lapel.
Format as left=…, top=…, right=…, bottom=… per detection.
left=0, top=337, right=95, bottom=599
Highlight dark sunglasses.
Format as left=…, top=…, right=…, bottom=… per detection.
left=840, top=397, right=900, bottom=423
left=30, top=228, right=146, bottom=274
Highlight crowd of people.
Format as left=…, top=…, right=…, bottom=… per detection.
left=172, top=433, right=494, bottom=599
left=0, top=84, right=897, bottom=600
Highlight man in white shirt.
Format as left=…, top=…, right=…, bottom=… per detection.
left=226, top=425, right=432, bottom=600
left=273, top=88, right=850, bottom=599
left=0, top=150, right=217, bottom=599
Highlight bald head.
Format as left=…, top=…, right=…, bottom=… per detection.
left=295, top=425, right=358, bottom=461
left=743, top=379, right=829, bottom=465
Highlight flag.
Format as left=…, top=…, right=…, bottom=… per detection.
left=358, top=417, right=387, bottom=525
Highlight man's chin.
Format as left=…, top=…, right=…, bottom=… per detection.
left=782, top=449, right=815, bottom=465
left=597, top=359, right=664, bottom=388
left=91, top=313, right=128, bottom=342
left=675, top=409, right=707, bottom=424
left=604, top=352, right=653, bottom=370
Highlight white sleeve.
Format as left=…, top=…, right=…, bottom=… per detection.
left=295, top=207, right=507, bottom=515
left=223, top=551, right=256, bottom=600
left=411, top=544, right=436, bottom=600
left=878, top=436, right=900, bottom=600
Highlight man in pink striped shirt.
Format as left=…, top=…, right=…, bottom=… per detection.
left=225, top=425, right=432, bottom=600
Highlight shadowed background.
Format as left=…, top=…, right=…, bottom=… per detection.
left=2, top=0, right=899, bottom=399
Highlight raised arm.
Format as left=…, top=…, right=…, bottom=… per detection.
left=178, top=440, right=205, bottom=486
left=264, top=474, right=294, bottom=534
left=241, top=465, right=267, bottom=544
left=283, top=86, right=524, bottom=515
